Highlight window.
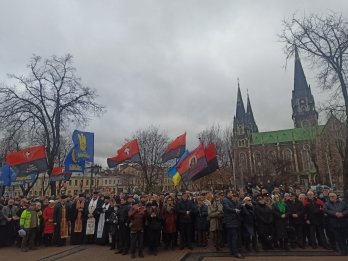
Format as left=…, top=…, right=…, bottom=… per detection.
left=254, top=151, right=262, bottom=173
left=301, top=145, right=312, bottom=171
left=283, top=149, right=293, bottom=171
left=74, top=180, right=78, bottom=186
left=86, top=180, right=89, bottom=186
left=239, top=152, right=247, bottom=172
left=109, top=180, right=112, bottom=185
left=104, top=180, right=107, bottom=185
left=238, top=125, right=244, bottom=135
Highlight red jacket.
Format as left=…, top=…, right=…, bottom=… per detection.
left=43, top=206, right=55, bottom=234
left=162, top=207, right=177, bottom=233
left=128, top=206, right=146, bottom=232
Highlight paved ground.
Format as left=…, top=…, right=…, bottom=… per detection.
left=0, top=245, right=346, bottom=261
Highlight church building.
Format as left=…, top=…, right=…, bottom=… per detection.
left=232, top=48, right=344, bottom=188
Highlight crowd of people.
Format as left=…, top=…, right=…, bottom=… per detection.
left=0, top=183, right=347, bottom=259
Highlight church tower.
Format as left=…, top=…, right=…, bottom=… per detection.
left=233, top=82, right=258, bottom=144
left=233, top=83, right=247, bottom=137
left=232, top=81, right=258, bottom=185
left=291, top=48, right=318, bottom=128
left=246, top=93, right=259, bottom=133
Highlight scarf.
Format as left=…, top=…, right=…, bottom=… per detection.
left=74, top=200, right=84, bottom=233
left=274, top=201, right=286, bottom=214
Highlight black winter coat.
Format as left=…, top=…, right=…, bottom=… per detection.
left=241, top=204, right=256, bottom=236
left=272, top=203, right=289, bottom=239
left=304, top=198, right=325, bottom=225
left=222, top=197, right=242, bottom=228
left=286, top=199, right=305, bottom=225
left=195, top=204, right=208, bottom=231
left=176, top=199, right=195, bottom=224
left=254, top=203, right=273, bottom=236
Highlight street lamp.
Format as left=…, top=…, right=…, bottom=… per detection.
left=89, top=164, right=102, bottom=193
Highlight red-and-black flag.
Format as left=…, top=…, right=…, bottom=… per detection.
left=6, top=145, right=48, bottom=176
left=107, top=139, right=141, bottom=168
left=177, top=144, right=208, bottom=181
left=190, top=143, right=219, bottom=181
left=162, top=132, right=186, bottom=163
left=49, top=166, right=72, bottom=182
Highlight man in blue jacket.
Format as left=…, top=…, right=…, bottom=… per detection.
left=222, top=190, right=243, bottom=259
left=324, top=193, right=348, bottom=256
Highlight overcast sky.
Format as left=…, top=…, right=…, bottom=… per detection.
left=0, top=0, right=347, bottom=167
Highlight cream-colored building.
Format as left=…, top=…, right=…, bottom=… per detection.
left=7, top=164, right=175, bottom=197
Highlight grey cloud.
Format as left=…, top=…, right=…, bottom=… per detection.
left=0, top=0, right=347, bottom=167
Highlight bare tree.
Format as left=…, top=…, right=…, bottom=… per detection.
left=132, top=125, right=169, bottom=192
left=280, top=13, right=348, bottom=199
left=0, top=54, right=105, bottom=195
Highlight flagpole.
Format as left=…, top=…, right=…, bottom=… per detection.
left=81, top=169, right=84, bottom=193
left=181, top=178, right=188, bottom=191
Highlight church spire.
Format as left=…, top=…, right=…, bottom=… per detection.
left=294, top=46, right=309, bottom=92
left=236, top=79, right=246, bottom=122
left=291, top=47, right=318, bottom=128
left=246, top=92, right=258, bottom=133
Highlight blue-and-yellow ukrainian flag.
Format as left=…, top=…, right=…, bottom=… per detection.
left=167, top=150, right=188, bottom=186
left=72, top=130, right=94, bottom=162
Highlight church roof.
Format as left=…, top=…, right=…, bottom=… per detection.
left=251, top=125, right=325, bottom=145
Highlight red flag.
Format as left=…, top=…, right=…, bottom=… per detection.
left=49, top=166, right=71, bottom=182
left=6, top=145, right=48, bottom=176
left=51, top=166, right=64, bottom=176
left=162, top=132, right=186, bottom=163
left=107, top=139, right=141, bottom=168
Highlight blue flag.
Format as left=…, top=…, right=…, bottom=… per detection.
left=0, top=164, right=12, bottom=186
left=64, top=147, right=86, bottom=173
left=11, top=173, right=36, bottom=186
left=72, top=130, right=94, bottom=162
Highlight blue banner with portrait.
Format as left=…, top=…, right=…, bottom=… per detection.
left=72, top=130, right=94, bottom=162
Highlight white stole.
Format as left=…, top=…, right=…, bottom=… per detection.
left=86, top=198, right=98, bottom=235
left=97, top=203, right=110, bottom=238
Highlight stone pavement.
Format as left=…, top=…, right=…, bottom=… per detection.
left=0, top=244, right=346, bottom=261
